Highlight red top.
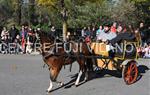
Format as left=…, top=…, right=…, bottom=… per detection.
left=110, top=26, right=116, bottom=33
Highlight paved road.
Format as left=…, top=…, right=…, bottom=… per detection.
left=0, top=55, right=149, bottom=95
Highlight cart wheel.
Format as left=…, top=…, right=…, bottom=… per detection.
left=122, top=61, right=138, bottom=85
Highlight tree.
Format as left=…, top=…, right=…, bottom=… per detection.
left=37, top=0, right=68, bottom=41
left=13, top=0, right=22, bottom=25
left=36, top=0, right=106, bottom=41
left=109, top=0, right=137, bottom=25
left=67, top=0, right=109, bottom=28
left=0, top=0, right=14, bottom=25
left=131, top=0, right=150, bottom=24
left=29, top=0, right=37, bottom=25
left=35, top=0, right=149, bottom=35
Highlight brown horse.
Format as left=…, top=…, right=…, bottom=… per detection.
left=37, top=30, right=93, bottom=92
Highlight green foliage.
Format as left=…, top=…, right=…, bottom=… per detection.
left=35, top=0, right=140, bottom=28
left=109, top=0, right=138, bottom=24
left=64, top=0, right=138, bottom=28
left=0, top=0, right=14, bottom=25
left=41, top=24, right=50, bottom=32
left=129, top=0, right=150, bottom=24
left=67, top=1, right=109, bottom=28
left=0, top=0, right=149, bottom=28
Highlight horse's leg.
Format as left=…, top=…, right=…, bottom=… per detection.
left=51, top=65, right=64, bottom=85
left=75, top=59, right=86, bottom=86
left=84, top=58, right=94, bottom=81
left=75, top=70, right=83, bottom=86
left=46, top=67, right=56, bottom=92
left=54, top=65, right=64, bottom=86
left=84, top=69, right=88, bottom=82
left=46, top=74, right=53, bottom=92
left=75, top=68, right=88, bottom=85
left=69, top=63, right=72, bottom=72
left=46, top=74, right=64, bottom=92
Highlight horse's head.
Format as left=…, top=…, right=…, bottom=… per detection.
left=37, top=30, right=55, bottom=44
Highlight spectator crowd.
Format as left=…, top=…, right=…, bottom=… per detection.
left=0, top=22, right=150, bottom=58
left=81, top=22, right=150, bottom=58
left=0, top=25, right=39, bottom=54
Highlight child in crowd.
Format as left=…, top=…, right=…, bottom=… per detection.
left=144, top=43, right=150, bottom=58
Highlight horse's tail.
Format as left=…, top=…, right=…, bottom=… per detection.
left=69, top=63, right=72, bottom=72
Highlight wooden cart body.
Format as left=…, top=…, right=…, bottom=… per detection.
left=90, top=40, right=140, bottom=85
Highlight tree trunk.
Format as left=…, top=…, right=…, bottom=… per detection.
left=28, top=0, right=35, bottom=25
left=17, top=0, right=22, bottom=25
left=60, top=0, right=67, bottom=41
left=63, top=20, right=67, bottom=41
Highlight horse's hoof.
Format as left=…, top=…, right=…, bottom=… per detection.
left=46, top=90, right=49, bottom=93
left=57, top=82, right=64, bottom=87
left=84, top=77, right=88, bottom=82
left=84, top=79, right=88, bottom=82
left=60, top=82, right=64, bottom=86
left=75, top=84, right=79, bottom=87
left=46, top=91, right=50, bottom=95
left=46, top=89, right=51, bottom=93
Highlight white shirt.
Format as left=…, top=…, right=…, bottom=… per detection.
left=97, top=31, right=117, bottom=41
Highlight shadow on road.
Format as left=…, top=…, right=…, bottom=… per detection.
left=89, top=65, right=149, bottom=85
left=49, top=74, right=79, bottom=92
left=138, top=65, right=149, bottom=74
left=49, top=65, right=149, bottom=93
left=49, top=75, right=77, bottom=92
left=135, top=65, right=149, bottom=83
